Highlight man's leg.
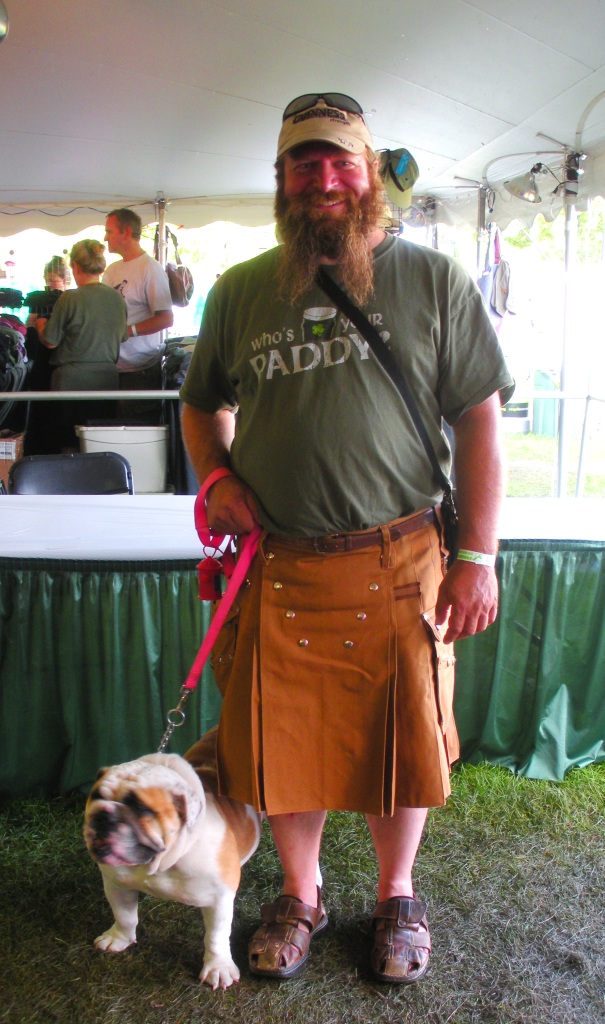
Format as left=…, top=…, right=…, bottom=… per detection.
left=269, top=809, right=327, bottom=907
left=365, top=806, right=431, bottom=984
left=365, top=806, right=427, bottom=900
left=248, top=810, right=328, bottom=978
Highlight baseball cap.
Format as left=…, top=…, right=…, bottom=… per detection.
left=277, top=93, right=375, bottom=158
left=379, top=149, right=419, bottom=211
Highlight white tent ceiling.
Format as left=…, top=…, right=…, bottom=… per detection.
left=2, top=0, right=605, bottom=234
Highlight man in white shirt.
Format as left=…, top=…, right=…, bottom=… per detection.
left=103, top=208, right=173, bottom=422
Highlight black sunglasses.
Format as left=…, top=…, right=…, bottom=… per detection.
left=282, top=93, right=364, bottom=121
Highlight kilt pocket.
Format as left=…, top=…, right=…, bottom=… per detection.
left=394, top=581, right=421, bottom=601
left=209, top=599, right=240, bottom=696
left=422, top=609, right=456, bottom=735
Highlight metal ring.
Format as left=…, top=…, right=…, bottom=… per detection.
left=166, top=707, right=186, bottom=728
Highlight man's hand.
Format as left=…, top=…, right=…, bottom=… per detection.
left=206, top=474, right=260, bottom=536
left=434, top=560, right=499, bottom=644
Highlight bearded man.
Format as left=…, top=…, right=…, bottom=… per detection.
left=180, top=93, right=513, bottom=985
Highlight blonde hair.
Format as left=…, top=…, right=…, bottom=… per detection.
left=70, top=239, right=106, bottom=275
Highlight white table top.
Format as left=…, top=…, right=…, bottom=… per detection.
left=498, top=498, right=605, bottom=543
left=1, top=495, right=203, bottom=560
left=1, top=495, right=604, bottom=560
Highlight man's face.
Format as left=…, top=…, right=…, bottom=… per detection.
left=274, top=142, right=385, bottom=306
left=104, top=215, right=128, bottom=255
left=282, top=142, right=371, bottom=212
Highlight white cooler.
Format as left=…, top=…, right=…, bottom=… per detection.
left=76, top=425, right=169, bottom=493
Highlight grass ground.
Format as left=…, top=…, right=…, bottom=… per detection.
left=504, top=431, right=605, bottom=497
left=2, top=762, right=604, bottom=1024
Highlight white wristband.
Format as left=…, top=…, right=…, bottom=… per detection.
left=457, top=549, right=497, bottom=567
left=130, top=324, right=138, bottom=336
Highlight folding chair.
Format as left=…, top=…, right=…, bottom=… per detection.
left=7, top=451, right=134, bottom=495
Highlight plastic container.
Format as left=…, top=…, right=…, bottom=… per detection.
left=76, top=425, right=169, bottom=493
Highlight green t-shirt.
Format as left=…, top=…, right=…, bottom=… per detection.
left=43, top=283, right=127, bottom=368
left=180, top=235, right=514, bottom=536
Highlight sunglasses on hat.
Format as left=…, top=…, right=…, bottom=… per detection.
left=282, top=93, right=364, bottom=121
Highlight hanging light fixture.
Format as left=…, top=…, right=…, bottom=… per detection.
left=503, top=163, right=546, bottom=202
left=0, top=3, right=8, bottom=43
left=503, top=160, right=576, bottom=204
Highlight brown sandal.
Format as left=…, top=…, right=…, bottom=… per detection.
left=248, top=887, right=328, bottom=979
left=371, top=896, right=431, bottom=984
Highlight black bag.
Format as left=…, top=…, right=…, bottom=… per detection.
left=24, top=288, right=63, bottom=318
left=439, top=485, right=459, bottom=565
left=0, top=288, right=24, bottom=310
left=166, top=261, right=194, bottom=308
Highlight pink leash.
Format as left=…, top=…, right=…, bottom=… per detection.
left=158, top=468, right=261, bottom=751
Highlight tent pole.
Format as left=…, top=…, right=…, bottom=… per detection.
left=476, top=186, right=487, bottom=281
left=155, top=192, right=167, bottom=268
left=556, top=154, right=580, bottom=497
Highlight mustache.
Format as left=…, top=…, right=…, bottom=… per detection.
left=288, top=189, right=355, bottom=213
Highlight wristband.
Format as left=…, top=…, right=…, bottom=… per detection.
left=130, top=324, right=138, bottom=336
left=457, top=549, right=497, bottom=567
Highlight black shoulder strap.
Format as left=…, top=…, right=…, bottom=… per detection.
left=316, top=268, right=451, bottom=494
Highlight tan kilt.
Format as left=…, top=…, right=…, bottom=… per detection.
left=211, top=510, right=458, bottom=816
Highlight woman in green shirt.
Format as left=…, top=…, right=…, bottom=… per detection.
left=36, top=239, right=127, bottom=450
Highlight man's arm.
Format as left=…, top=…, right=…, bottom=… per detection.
left=435, top=392, right=504, bottom=643
left=125, top=309, right=173, bottom=339
left=180, top=402, right=260, bottom=534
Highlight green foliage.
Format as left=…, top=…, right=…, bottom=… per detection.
left=504, top=227, right=532, bottom=250
left=504, top=432, right=605, bottom=497
left=503, top=196, right=605, bottom=265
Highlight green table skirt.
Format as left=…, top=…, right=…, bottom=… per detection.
left=0, top=558, right=220, bottom=797
left=455, top=538, right=605, bottom=780
left=1, top=539, right=604, bottom=797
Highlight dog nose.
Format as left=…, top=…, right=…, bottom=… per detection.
left=88, top=802, right=119, bottom=839
left=92, top=810, right=114, bottom=839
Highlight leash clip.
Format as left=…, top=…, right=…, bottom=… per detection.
left=157, top=685, right=193, bottom=753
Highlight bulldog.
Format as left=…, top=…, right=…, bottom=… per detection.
left=83, top=729, right=261, bottom=990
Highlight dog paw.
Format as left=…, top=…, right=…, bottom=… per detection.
left=94, top=927, right=137, bottom=953
left=199, top=956, right=240, bottom=990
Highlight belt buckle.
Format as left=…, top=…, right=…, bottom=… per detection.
left=312, top=534, right=337, bottom=553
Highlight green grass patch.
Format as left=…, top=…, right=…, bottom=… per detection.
left=505, top=432, right=605, bottom=496
left=2, top=763, right=605, bottom=1024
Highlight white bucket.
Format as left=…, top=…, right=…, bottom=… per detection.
left=75, top=425, right=169, bottom=493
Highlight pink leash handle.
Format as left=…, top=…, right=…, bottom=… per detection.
left=194, top=466, right=236, bottom=551
left=184, top=468, right=262, bottom=691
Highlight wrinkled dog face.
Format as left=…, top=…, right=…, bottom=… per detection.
left=84, top=758, right=204, bottom=868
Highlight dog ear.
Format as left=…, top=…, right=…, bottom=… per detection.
left=172, top=786, right=204, bottom=830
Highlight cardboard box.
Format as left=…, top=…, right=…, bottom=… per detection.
left=0, top=431, right=25, bottom=491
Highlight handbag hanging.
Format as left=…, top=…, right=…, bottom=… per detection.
left=154, top=227, right=195, bottom=308
left=316, top=269, right=459, bottom=565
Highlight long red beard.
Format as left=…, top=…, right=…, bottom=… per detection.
left=274, top=172, right=386, bottom=306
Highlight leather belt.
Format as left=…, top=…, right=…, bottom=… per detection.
left=283, top=508, right=437, bottom=554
